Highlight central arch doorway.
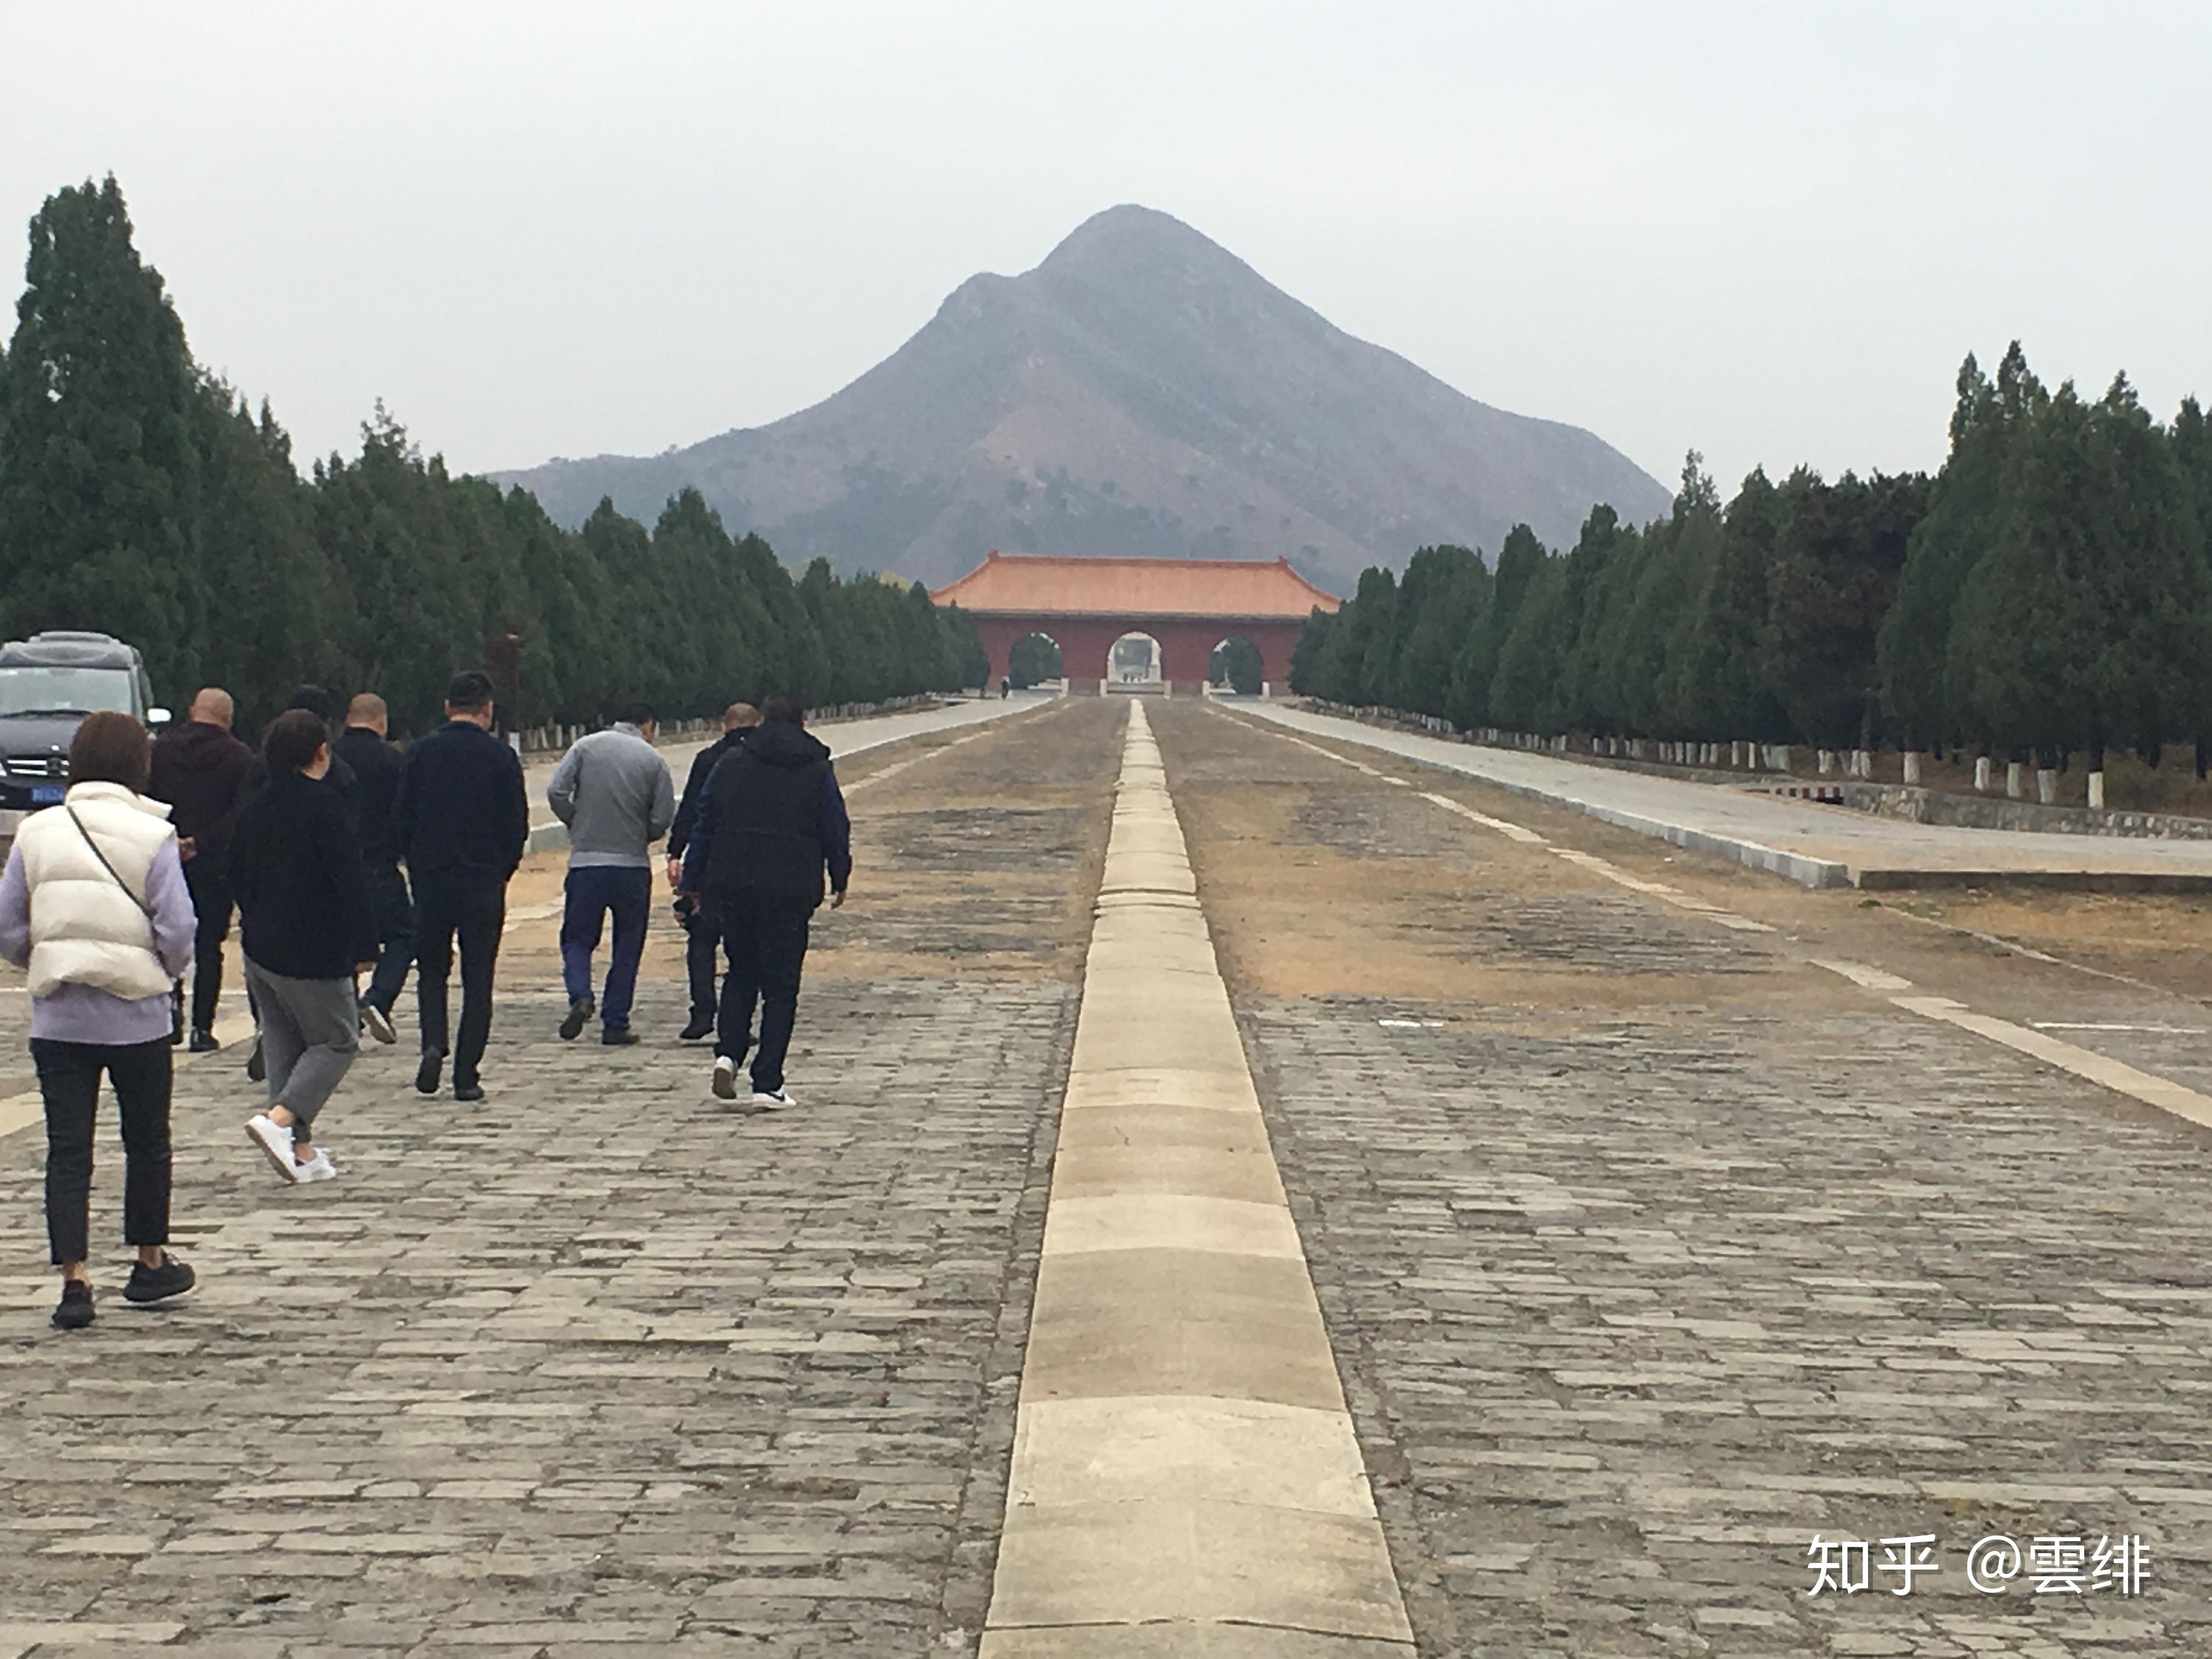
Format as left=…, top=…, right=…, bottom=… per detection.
left=1105, top=631, right=1165, bottom=693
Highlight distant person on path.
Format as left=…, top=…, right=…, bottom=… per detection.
left=335, top=693, right=410, bottom=1045
left=394, top=670, right=528, bottom=1103
left=678, top=695, right=850, bottom=1109
left=548, top=702, right=675, bottom=1046
left=146, top=686, right=253, bottom=1052
left=667, top=702, right=761, bottom=1041
left=0, top=712, right=197, bottom=1328
left=229, top=710, right=376, bottom=1185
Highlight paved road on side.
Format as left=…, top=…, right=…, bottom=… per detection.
left=1240, top=700, right=2212, bottom=890
left=1161, top=699, right=2212, bottom=1658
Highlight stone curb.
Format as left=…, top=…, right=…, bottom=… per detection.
left=979, top=701, right=1414, bottom=1654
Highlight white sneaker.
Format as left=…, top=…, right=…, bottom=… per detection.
left=360, top=1003, right=397, bottom=1045
left=292, top=1149, right=339, bottom=1183
left=752, top=1088, right=797, bottom=1111
left=712, top=1056, right=739, bottom=1101
left=246, top=1114, right=302, bottom=1183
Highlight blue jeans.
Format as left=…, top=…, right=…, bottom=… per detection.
left=560, top=866, right=652, bottom=1031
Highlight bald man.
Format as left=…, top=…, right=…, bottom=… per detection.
left=148, top=686, right=256, bottom=1048
left=335, top=692, right=411, bottom=1041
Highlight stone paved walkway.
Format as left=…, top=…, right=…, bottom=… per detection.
left=0, top=699, right=1118, bottom=1656
left=13, top=693, right=2212, bottom=1656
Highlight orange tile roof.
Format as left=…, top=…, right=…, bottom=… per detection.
left=931, top=553, right=1339, bottom=619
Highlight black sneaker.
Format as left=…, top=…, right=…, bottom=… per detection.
left=415, top=1052, right=444, bottom=1096
left=602, top=1027, right=640, bottom=1047
left=454, top=1080, right=485, bottom=1104
left=557, top=996, right=594, bottom=1041
left=679, top=1015, right=715, bottom=1042
left=123, top=1254, right=196, bottom=1305
left=52, top=1279, right=94, bottom=1330
left=245, top=1037, right=266, bottom=1083
left=187, top=1028, right=220, bottom=1054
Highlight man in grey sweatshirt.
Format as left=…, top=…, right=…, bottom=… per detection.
left=547, top=703, right=676, bottom=1044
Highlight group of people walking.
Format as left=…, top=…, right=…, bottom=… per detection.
left=2, top=671, right=851, bottom=1330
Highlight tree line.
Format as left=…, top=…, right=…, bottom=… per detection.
left=0, top=178, right=988, bottom=735
left=1294, top=343, right=2212, bottom=775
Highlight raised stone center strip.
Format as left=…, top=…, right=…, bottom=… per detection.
left=981, top=701, right=1414, bottom=1656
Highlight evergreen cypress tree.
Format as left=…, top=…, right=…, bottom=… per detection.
left=0, top=177, right=204, bottom=686
left=1447, top=523, right=1545, bottom=729
left=1671, top=467, right=1787, bottom=742
left=1951, top=377, right=2210, bottom=766
left=1762, top=469, right=1928, bottom=748
left=1877, top=346, right=2044, bottom=751
left=1389, top=544, right=1487, bottom=718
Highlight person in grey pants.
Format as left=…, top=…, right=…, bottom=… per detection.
left=227, top=710, right=377, bottom=1184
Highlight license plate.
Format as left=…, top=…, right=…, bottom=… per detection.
left=30, top=785, right=64, bottom=805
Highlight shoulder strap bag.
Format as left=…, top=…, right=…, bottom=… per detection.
left=63, top=804, right=157, bottom=922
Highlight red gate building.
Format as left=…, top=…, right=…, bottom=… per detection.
left=931, top=552, right=1340, bottom=696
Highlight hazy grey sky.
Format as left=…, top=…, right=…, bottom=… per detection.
left=7, top=2, right=2208, bottom=501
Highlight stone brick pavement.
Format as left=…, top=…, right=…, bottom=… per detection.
left=1159, top=702, right=2212, bottom=1658
left=0, top=699, right=1120, bottom=1656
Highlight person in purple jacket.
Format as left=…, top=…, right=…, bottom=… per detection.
left=0, top=712, right=199, bottom=1329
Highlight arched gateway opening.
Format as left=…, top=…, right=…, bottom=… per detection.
left=1208, top=637, right=1263, bottom=696
left=1109, top=633, right=1164, bottom=691
left=1008, top=631, right=1062, bottom=690
left=933, top=552, right=1340, bottom=698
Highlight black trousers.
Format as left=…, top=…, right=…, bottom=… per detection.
left=414, top=874, right=505, bottom=1086
left=34, top=1036, right=172, bottom=1266
left=681, top=898, right=719, bottom=1021
left=362, top=860, right=416, bottom=1017
left=713, top=895, right=811, bottom=1092
left=182, top=861, right=233, bottom=1035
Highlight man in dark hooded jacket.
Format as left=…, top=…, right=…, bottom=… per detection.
left=148, top=686, right=255, bottom=1049
left=665, top=702, right=761, bottom=1040
left=676, top=695, right=849, bottom=1109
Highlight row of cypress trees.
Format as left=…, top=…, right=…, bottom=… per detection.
left=0, top=178, right=988, bottom=736
left=1293, top=346, right=2212, bottom=771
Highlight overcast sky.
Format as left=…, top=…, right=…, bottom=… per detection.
left=6, top=2, right=2208, bottom=499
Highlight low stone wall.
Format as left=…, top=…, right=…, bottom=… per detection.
left=1824, top=781, right=2212, bottom=841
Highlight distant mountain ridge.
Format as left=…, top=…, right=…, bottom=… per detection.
left=494, top=205, right=1669, bottom=592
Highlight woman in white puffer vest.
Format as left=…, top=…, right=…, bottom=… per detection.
left=0, top=711, right=199, bottom=1329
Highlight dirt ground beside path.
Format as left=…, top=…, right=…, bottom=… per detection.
left=1153, top=698, right=2212, bottom=1658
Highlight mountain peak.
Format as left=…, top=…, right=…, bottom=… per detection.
left=1036, top=204, right=1259, bottom=290
left=494, top=207, right=1669, bottom=589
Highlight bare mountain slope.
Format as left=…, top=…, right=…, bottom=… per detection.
left=494, top=206, right=1668, bottom=591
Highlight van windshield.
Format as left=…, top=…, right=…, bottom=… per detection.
left=0, top=666, right=137, bottom=718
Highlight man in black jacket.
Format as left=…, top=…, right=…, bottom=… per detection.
left=393, top=670, right=529, bottom=1103
left=677, top=695, right=850, bottom=1109
left=336, top=693, right=411, bottom=1044
left=147, top=686, right=255, bottom=1051
left=666, top=702, right=761, bottom=1041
